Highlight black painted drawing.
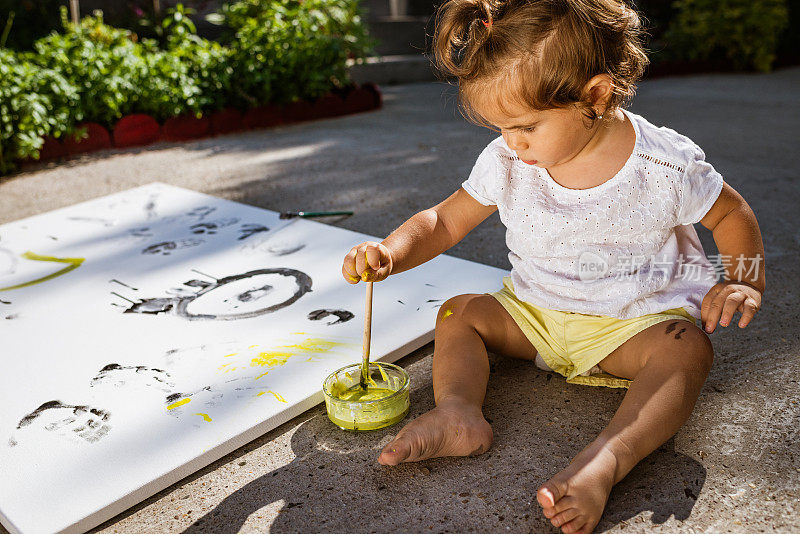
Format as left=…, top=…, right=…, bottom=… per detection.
left=142, top=238, right=204, bottom=256
left=307, top=309, right=355, bottom=325
left=116, top=267, right=313, bottom=320
left=9, top=400, right=112, bottom=447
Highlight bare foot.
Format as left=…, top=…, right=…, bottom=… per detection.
left=377, top=399, right=493, bottom=465
left=536, top=444, right=619, bottom=534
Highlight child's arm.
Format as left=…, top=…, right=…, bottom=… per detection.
left=697, top=181, right=765, bottom=333
left=342, top=188, right=497, bottom=283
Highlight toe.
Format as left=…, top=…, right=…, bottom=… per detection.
left=560, top=517, right=586, bottom=534
left=551, top=508, right=579, bottom=528
left=538, top=477, right=569, bottom=509
left=377, top=438, right=411, bottom=465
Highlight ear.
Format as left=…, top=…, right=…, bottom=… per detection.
left=583, top=74, right=614, bottom=113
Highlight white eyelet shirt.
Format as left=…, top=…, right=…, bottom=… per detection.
left=462, top=109, right=724, bottom=320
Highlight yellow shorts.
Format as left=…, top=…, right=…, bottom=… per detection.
left=491, top=277, right=699, bottom=389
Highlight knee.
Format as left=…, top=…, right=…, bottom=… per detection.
left=656, top=323, right=714, bottom=376
left=437, top=294, right=495, bottom=331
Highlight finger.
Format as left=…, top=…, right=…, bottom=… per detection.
left=704, top=289, right=732, bottom=333
left=701, top=284, right=724, bottom=328
left=737, top=297, right=760, bottom=328
left=342, top=264, right=360, bottom=284
left=342, top=248, right=361, bottom=283
left=355, top=244, right=369, bottom=277
left=370, top=264, right=391, bottom=283
left=365, top=245, right=382, bottom=271
left=719, top=292, right=746, bottom=327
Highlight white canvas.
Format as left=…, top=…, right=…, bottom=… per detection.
left=0, top=183, right=506, bottom=534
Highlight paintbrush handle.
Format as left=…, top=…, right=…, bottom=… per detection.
left=361, top=281, right=373, bottom=385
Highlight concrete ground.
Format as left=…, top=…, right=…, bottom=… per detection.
left=1, top=68, right=799, bottom=533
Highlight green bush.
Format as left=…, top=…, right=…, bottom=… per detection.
left=221, top=0, right=375, bottom=106
left=665, top=0, right=789, bottom=71
left=162, top=4, right=234, bottom=112
left=0, top=48, right=77, bottom=174
left=0, top=1, right=375, bottom=175
left=31, top=9, right=149, bottom=125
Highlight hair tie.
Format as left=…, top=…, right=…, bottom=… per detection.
left=482, top=15, right=493, bottom=28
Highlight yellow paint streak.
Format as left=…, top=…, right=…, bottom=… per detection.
left=251, top=351, right=293, bottom=368
left=1, top=251, right=85, bottom=292
left=223, top=353, right=237, bottom=358
left=194, top=413, right=212, bottom=422
left=167, top=398, right=191, bottom=410
left=256, top=390, right=287, bottom=402
left=248, top=345, right=258, bottom=349
left=284, top=339, right=345, bottom=353
left=442, top=308, right=453, bottom=320
left=267, top=390, right=287, bottom=403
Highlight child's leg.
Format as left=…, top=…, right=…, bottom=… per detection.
left=538, top=319, right=714, bottom=534
left=377, top=293, right=537, bottom=465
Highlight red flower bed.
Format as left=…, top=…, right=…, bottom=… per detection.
left=22, top=85, right=382, bottom=167
left=313, top=93, right=347, bottom=118
left=38, top=136, right=67, bottom=161
left=163, top=114, right=211, bottom=141
left=209, top=108, right=243, bottom=135
left=242, top=104, right=283, bottom=129
left=113, top=114, right=161, bottom=148
left=63, top=123, right=112, bottom=155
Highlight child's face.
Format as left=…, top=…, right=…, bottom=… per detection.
left=476, top=99, right=599, bottom=170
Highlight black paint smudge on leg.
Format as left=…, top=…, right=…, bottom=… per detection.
left=307, top=309, right=355, bottom=325
left=238, top=224, right=270, bottom=240
left=675, top=327, right=687, bottom=339
left=665, top=321, right=678, bottom=334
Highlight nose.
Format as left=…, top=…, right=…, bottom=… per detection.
left=503, top=131, right=529, bottom=151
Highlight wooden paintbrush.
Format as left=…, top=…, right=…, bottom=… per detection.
left=359, top=280, right=373, bottom=389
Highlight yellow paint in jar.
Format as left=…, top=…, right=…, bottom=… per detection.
left=323, top=362, right=409, bottom=431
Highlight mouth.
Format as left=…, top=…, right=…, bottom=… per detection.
left=521, top=159, right=538, bottom=165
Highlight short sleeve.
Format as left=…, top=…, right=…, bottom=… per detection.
left=677, top=147, right=724, bottom=225
left=461, top=140, right=502, bottom=206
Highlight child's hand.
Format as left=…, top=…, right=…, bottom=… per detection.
left=342, top=241, right=393, bottom=284
left=701, top=280, right=762, bottom=333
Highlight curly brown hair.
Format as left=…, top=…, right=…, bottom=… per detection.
left=432, top=0, right=649, bottom=127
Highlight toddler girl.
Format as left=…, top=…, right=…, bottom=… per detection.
left=342, top=1, right=765, bottom=532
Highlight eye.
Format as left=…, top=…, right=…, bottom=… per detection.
left=520, top=126, right=536, bottom=133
